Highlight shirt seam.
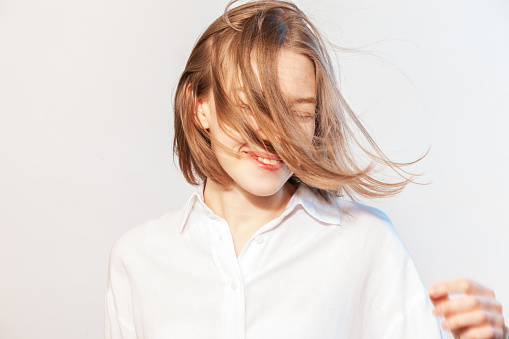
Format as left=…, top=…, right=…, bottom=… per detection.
left=106, top=290, right=136, bottom=333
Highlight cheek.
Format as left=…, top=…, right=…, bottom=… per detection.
left=299, top=120, right=316, bottom=145
left=308, top=123, right=316, bottom=142
left=223, top=124, right=244, bottom=142
left=209, top=124, right=245, bottom=154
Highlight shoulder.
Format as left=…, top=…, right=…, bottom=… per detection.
left=333, top=198, right=411, bottom=265
left=109, top=208, right=183, bottom=264
left=335, top=198, right=396, bottom=236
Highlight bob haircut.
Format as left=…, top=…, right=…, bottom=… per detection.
left=174, top=0, right=415, bottom=201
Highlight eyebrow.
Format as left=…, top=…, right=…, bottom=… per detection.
left=234, top=88, right=316, bottom=105
left=291, top=97, right=317, bottom=104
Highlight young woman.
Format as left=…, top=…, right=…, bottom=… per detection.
left=105, top=1, right=507, bottom=338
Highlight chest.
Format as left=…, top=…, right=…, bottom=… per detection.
left=130, top=224, right=371, bottom=339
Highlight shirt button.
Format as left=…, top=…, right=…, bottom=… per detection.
left=230, top=280, right=238, bottom=290
left=255, top=235, right=264, bottom=244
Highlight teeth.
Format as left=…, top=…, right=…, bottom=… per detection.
left=257, top=156, right=280, bottom=165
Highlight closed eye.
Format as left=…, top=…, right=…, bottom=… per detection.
left=294, top=111, right=316, bottom=121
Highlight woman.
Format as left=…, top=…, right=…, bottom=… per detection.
left=105, top=1, right=506, bottom=338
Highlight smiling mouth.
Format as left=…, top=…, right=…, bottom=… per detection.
left=255, top=156, right=282, bottom=165
left=243, top=151, right=284, bottom=170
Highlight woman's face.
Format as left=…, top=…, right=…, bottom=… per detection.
left=197, top=50, right=316, bottom=197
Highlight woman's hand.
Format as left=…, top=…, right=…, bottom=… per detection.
left=428, top=279, right=507, bottom=339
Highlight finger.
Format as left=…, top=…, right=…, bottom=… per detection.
left=455, top=325, right=504, bottom=339
left=430, top=294, right=449, bottom=307
left=428, top=279, right=495, bottom=298
left=441, top=310, right=504, bottom=332
left=433, top=295, right=504, bottom=316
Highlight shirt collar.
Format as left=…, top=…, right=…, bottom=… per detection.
left=178, top=182, right=341, bottom=234
left=285, top=184, right=341, bottom=226
left=177, top=182, right=207, bottom=234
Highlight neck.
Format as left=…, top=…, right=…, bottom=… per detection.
left=203, top=179, right=297, bottom=235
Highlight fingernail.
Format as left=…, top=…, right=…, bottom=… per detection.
left=428, top=286, right=440, bottom=297
left=440, top=321, right=449, bottom=330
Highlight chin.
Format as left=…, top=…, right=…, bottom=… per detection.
left=239, top=178, right=289, bottom=197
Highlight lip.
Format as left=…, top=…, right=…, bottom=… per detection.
left=243, top=150, right=283, bottom=171
left=244, top=150, right=281, bottom=161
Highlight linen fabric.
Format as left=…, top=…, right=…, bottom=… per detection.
left=105, top=183, right=449, bottom=339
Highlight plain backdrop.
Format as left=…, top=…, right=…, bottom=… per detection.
left=0, top=0, right=508, bottom=338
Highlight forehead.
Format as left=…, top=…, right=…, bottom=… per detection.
left=276, top=50, right=316, bottom=103
left=228, top=50, right=316, bottom=105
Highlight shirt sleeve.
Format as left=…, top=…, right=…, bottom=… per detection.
left=381, top=289, right=451, bottom=339
left=350, top=206, right=451, bottom=339
left=104, top=237, right=137, bottom=339
left=105, top=286, right=137, bottom=339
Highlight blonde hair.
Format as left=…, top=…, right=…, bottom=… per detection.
left=173, top=0, right=416, bottom=201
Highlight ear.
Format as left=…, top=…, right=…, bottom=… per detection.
left=195, top=96, right=211, bottom=130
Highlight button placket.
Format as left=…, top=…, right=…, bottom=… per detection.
left=208, top=216, right=245, bottom=339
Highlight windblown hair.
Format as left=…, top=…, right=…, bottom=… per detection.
left=174, top=0, right=416, bottom=201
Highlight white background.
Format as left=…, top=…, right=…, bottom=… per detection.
left=0, top=0, right=507, bottom=338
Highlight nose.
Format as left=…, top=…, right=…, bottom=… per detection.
left=246, top=114, right=269, bottom=140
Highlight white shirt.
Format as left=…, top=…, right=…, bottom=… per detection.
left=105, top=183, right=449, bottom=339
